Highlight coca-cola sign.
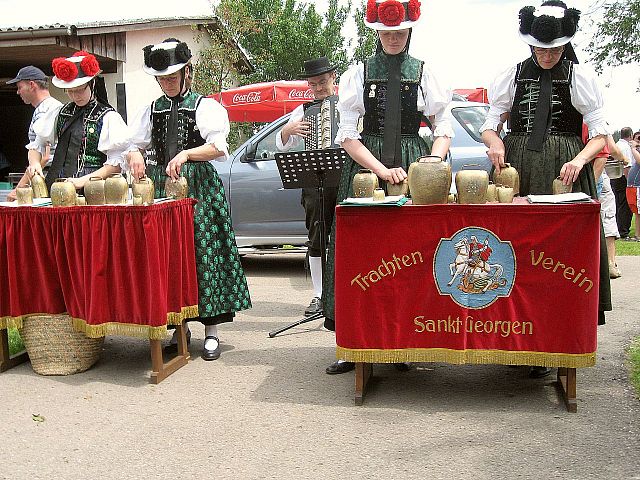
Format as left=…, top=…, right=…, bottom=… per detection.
left=232, top=91, right=262, bottom=104
left=288, top=89, right=314, bottom=100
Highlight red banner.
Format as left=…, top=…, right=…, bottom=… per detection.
left=334, top=200, right=600, bottom=367
left=0, top=199, right=199, bottom=339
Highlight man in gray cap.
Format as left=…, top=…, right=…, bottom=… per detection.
left=6, top=65, right=62, bottom=201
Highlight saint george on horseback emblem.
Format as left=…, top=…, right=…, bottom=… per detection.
left=433, top=227, right=516, bottom=309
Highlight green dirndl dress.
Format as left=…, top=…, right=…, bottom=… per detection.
left=503, top=56, right=611, bottom=320
left=147, top=160, right=251, bottom=323
left=322, top=53, right=431, bottom=327
left=503, top=133, right=612, bottom=318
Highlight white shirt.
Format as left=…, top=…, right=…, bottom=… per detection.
left=25, top=96, right=63, bottom=165
left=480, top=62, right=611, bottom=138
left=275, top=104, right=305, bottom=151
left=128, top=97, right=230, bottom=162
left=32, top=103, right=130, bottom=169
left=616, top=139, right=634, bottom=166
left=334, top=62, right=454, bottom=144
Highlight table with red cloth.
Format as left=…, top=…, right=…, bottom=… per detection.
left=334, top=199, right=601, bottom=410
left=0, top=199, right=199, bottom=383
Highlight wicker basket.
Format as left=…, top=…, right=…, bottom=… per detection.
left=19, top=314, right=104, bottom=375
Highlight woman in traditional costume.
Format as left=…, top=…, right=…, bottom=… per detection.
left=323, top=0, right=453, bottom=374
left=480, top=1, right=612, bottom=376
left=28, top=52, right=129, bottom=189
left=127, top=38, right=251, bottom=360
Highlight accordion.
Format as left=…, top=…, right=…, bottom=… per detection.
left=303, top=95, right=340, bottom=150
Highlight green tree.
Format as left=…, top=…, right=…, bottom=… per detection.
left=351, top=0, right=377, bottom=65
left=586, top=0, right=640, bottom=73
left=214, top=0, right=351, bottom=83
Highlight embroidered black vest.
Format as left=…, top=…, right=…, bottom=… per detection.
left=362, top=53, right=423, bottom=136
left=510, top=58, right=583, bottom=137
left=55, top=100, right=111, bottom=169
left=147, top=91, right=205, bottom=166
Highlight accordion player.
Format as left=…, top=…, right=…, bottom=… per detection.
left=302, top=95, right=340, bottom=150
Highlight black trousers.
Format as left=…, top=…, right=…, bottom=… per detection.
left=610, top=175, right=632, bottom=237
left=302, top=186, right=338, bottom=257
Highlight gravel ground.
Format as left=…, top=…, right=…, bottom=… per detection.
left=0, top=254, right=638, bottom=480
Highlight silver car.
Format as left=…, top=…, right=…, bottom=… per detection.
left=216, top=100, right=492, bottom=251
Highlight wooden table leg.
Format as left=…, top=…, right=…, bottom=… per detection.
left=0, top=329, right=29, bottom=373
left=149, top=323, right=190, bottom=384
left=556, top=367, right=578, bottom=413
left=355, top=362, right=373, bottom=406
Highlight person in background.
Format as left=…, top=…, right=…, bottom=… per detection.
left=127, top=38, right=251, bottom=361
left=480, top=1, right=612, bottom=378
left=276, top=57, right=339, bottom=317
left=585, top=127, right=626, bottom=279
left=612, top=127, right=639, bottom=239
left=5, top=65, right=62, bottom=201
left=27, top=53, right=129, bottom=190
left=322, top=0, right=453, bottom=374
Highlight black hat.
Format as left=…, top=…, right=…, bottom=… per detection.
left=519, top=3, right=580, bottom=48
left=301, top=57, right=337, bottom=79
left=6, top=65, right=47, bottom=85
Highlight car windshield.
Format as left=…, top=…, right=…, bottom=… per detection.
left=451, top=105, right=489, bottom=143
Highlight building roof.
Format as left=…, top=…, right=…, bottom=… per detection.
left=0, top=0, right=215, bottom=30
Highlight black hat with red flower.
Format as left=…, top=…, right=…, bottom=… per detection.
left=365, top=0, right=421, bottom=31
left=51, top=51, right=102, bottom=89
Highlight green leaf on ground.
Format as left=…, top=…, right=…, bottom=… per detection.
left=32, top=414, right=45, bottom=423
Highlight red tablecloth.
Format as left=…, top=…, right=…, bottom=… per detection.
left=334, top=200, right=600, bottom=367
left=0, top=199, right=199, bottom=339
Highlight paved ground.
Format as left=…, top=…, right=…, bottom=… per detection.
left=1, top=254, right=639, bottom=480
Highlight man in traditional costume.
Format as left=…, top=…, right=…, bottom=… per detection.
left=127, top=38, right=251, bottom=360
left=276, top=57, right=339, bottom=317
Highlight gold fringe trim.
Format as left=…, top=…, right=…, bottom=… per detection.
left=336, top=346, right=596, bottom=368
left=167, top=305, right=199, bottom=326
left=1, top=305, right=199, bottom=340
left=71, top=318, right=169, bottom=340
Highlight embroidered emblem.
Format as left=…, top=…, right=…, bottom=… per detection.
left=433, top=227, right=516, bottom=309
left=369, top=83, right=377, bottom=98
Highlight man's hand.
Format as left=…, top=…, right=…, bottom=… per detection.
left=127, top=151, right=146, bottom=180
left=283, top=120, right=312, bottom=139
left=6, top=189, right=17, bottom=202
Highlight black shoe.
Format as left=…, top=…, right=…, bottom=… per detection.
left=528, top=366, right=552, bottom=378
left=394, top=362, right=412, bottom=372
left=163, top=330, right=191, bottom=354
left=202, top=335, right=221, bottom=361
left=325, top=360, right=355, bottom=375
left=305, top=297, right=323, bottom=316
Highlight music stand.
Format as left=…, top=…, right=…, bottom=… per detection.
left=268, top=148, right=348, bottom=338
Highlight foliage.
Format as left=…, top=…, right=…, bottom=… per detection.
left=586, top=1, right=640, bottom=73
left=352, top=0, right=378, bottom=65
left=628, top=337, right=640, bottom=398
left=615, top=215, right=640, bottom=255
left=213, top=0, right=351, bottom=83
left=8, top=328, right=24, bottom=357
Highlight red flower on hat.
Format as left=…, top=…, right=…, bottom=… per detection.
left=80, top=54, right=100, bottom=76
left=408, top=0, right=421, bottom=21
left=52, top=57, right=78, bottom=82
left=378, top=0, right=406, bottom=27
left=366, top=0, right=378, bottom=23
